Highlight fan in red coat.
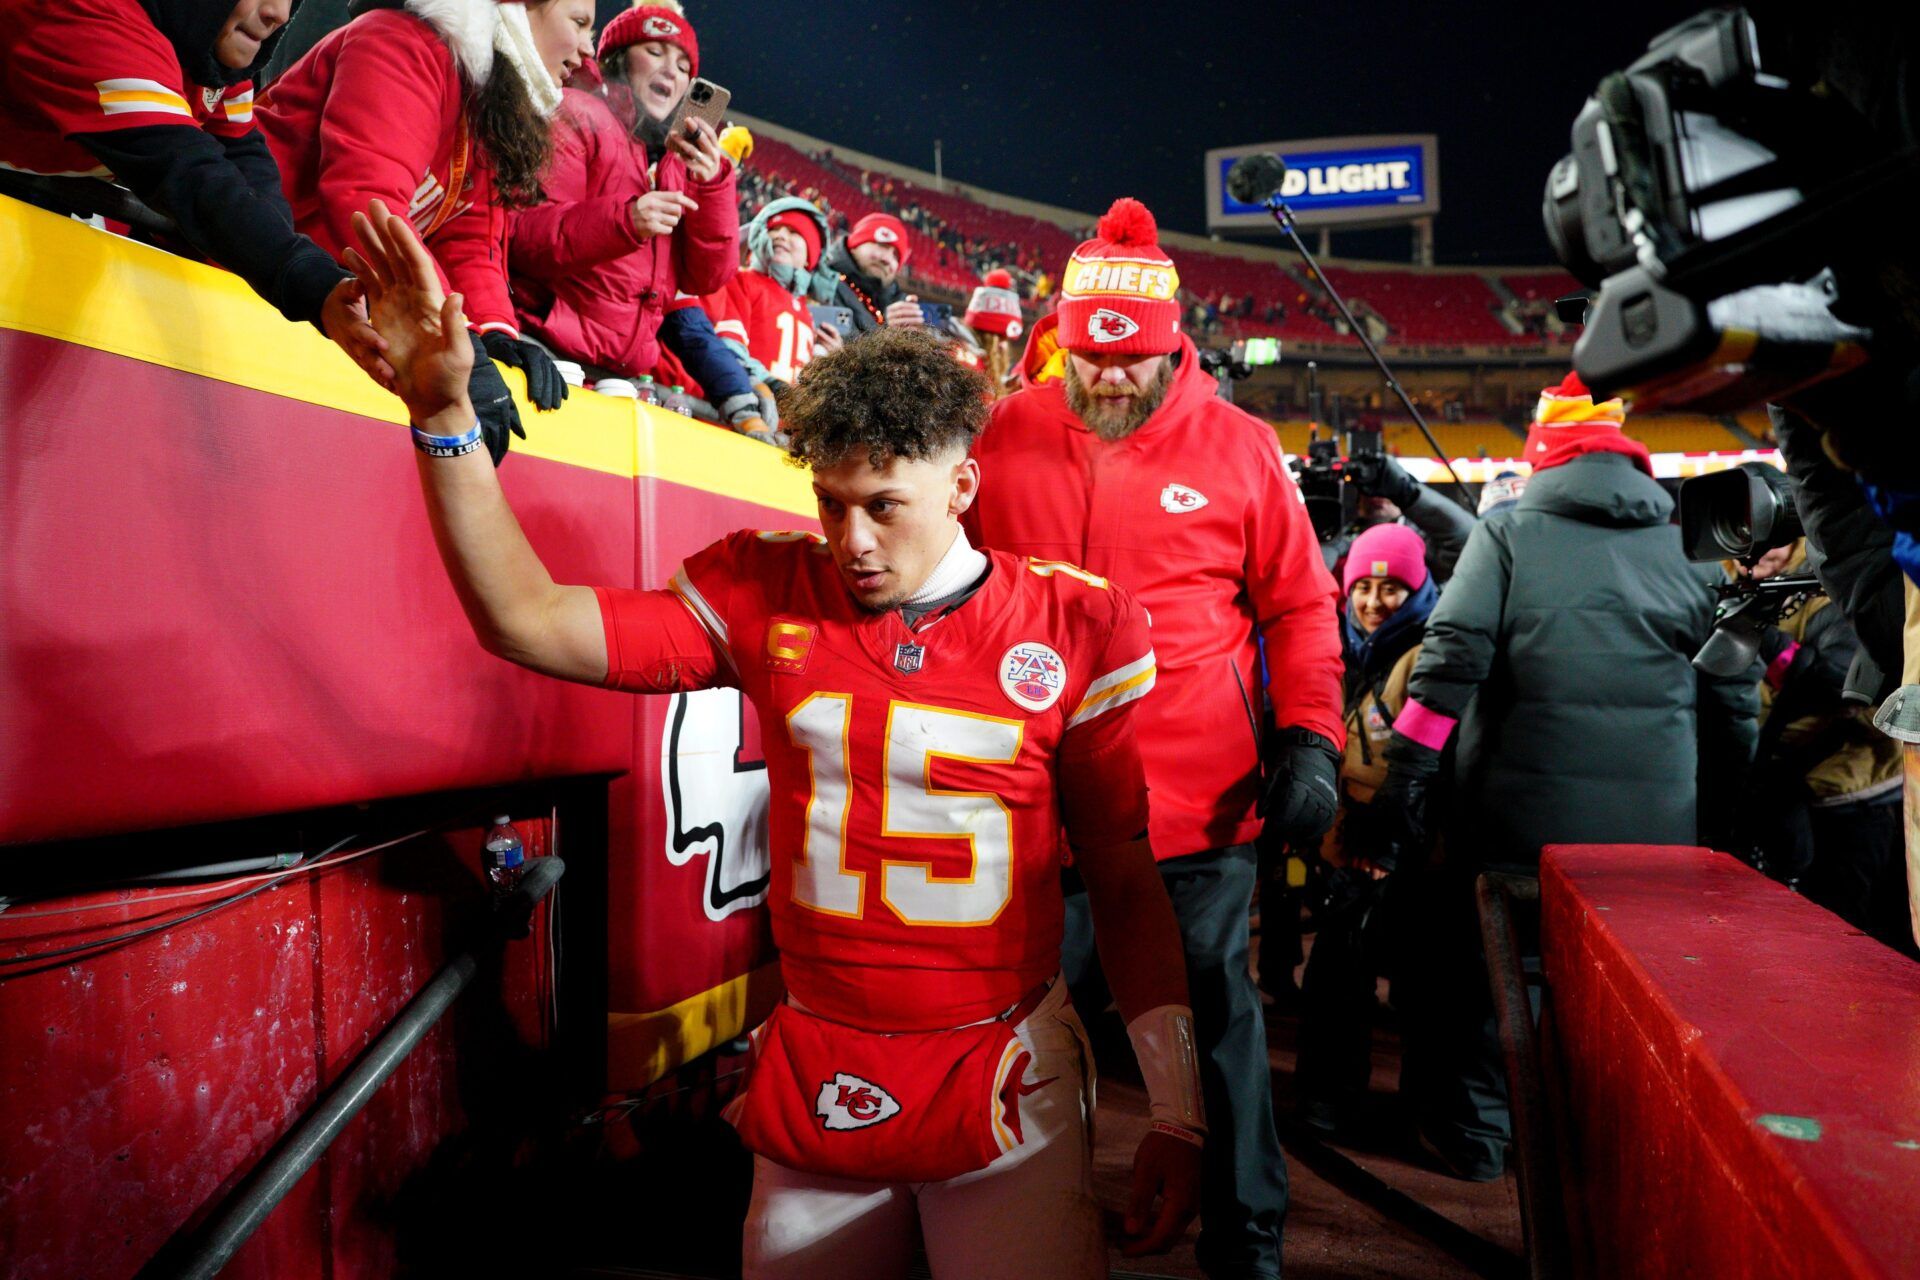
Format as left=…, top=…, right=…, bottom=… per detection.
left=257, top=0, right=581, bottom=460
left=340, top=198, right=1206, bottom=1275
left=965, top=196, right=1345, bottom=1280
left=508, top=1, right=739, bottom=382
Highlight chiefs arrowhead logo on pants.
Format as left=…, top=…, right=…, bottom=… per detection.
left=815, top=1072, right=903, bottom=1130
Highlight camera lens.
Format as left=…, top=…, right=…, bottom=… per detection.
left=1543, top=156, right=1594, bottom=284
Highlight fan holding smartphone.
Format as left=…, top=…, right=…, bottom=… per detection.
left=506, top=2, right=767, bottom=437
left=817, top=212, right=925, bottom=336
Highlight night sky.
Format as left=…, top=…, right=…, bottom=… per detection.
left=605, top=0, right=1705, bottom=265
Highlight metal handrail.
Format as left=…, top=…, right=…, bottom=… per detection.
left=164, top=856, right=565, bottom=1279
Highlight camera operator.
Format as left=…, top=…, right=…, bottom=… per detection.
left=1734, top=535, right=1911, bottom=951
left=1742, top=407, right=1915, bottom=952
left=1772, top=408, right=1907, bottom=683
left=1328, top=451, right=1475, bottom=585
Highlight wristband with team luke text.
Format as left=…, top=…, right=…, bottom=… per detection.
left=411, top=421, right=484, bottom=457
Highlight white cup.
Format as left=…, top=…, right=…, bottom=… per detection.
left=592, top=378, right=637, bottom=398
left=553, top=360, right=585, bottom=387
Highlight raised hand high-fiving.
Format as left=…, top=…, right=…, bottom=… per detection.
left=343, top=199, right=474, bottom=423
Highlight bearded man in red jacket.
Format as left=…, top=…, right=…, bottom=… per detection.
left=966, top=198, right=1344, bottom=1280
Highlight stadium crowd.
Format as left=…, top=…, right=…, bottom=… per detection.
left=2, top=0, right=1913, bottom=1276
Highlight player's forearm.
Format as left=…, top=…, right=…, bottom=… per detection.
left=411, top=398, right=566, bottom=663
left=1081, top=837, right=1189, bottom=1019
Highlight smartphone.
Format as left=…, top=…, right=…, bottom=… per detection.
left=809, top=303, right=855, bottom=335
left=664, top=77, right=731, bottom=138
left=918, top=302, right=953, bottom=329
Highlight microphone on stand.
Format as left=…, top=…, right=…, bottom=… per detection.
left=1221, top=152, right=1476, bottom=505
left=1226, top=152, right=1290, bottom=206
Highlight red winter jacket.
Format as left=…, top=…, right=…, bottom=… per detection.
left=257, top=8, right=519, bottom=335
left=965, top=337, right=1345, bottom=860
left=508, top=87, right=738, bottom=376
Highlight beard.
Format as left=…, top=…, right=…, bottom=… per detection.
left=1065, top=359, right=1175, bottom=441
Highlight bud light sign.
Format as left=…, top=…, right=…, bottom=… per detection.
left=1206, top=135, right=1439, bottom=231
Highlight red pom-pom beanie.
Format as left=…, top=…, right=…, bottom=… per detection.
left=1056, top=197, right=1182, bottom=356
left=599, top=3, right=699, bottom=78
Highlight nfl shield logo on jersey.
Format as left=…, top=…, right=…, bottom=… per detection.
left=894, top=642, right=924, bottom=675
left=816, top=1073, right=902, bottom=1130
left=999, top=642, right=1067, bottom=712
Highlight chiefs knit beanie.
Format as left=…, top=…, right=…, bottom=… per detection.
left=1057, top=198, right=1182, bottom=355
left=1524, top=371, right=1652, bottom=476
left=598, top=0, right=699, bottom=77
left=1343, top=522, right=1429, bottom=595
left=847, top=212, right=911, bottom=265
left=965, top=268, right=1024, bottom=339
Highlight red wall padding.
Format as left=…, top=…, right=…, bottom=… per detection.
left=0, top=331, right=632, bottom=844
left=0, top=822, right=556, bottom=1280
left=1543, top=844, right=1920, bottom=1279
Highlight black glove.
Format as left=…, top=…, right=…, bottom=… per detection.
left=1261, top=727, right=1341, bottom=844
left=480, top=331, right=569, bottom=411
left=1371, top=732, right=1443, bottom=873
left=1344, top=453, right=1422, bottom=509
left=468, top=332, right=525, bottom=467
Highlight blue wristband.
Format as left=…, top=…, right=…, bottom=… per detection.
left=412, top=421, right=484, bottom=457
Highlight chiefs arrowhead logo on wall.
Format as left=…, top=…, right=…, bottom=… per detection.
left=662, top=689, right=771, bottom=921
left=1089, top=308, right=1139, bottom=344
left=816, top=1073, right=902, bottom=1130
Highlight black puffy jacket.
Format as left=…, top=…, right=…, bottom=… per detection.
left=1403, top=452, right=1759, bottom=865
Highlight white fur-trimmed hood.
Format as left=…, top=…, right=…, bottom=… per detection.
left=398, top=0, right=561, bottom=115
left=403, top=0, right=499, bottom=87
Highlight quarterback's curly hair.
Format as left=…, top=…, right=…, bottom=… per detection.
left=783, top=328, right=990, bottom=470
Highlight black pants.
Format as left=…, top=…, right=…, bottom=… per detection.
left=1804, top=793, right=1915, bottom=956
left=1392, top=863, right=1514, bottom=1174
left=1063, top=844, right=1285, bottom=1280
left=1295, top=909, right=1377, bottom=1120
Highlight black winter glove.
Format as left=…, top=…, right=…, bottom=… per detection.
left=468, top=332, right=525, bottom=467
left=480, top=331, right=569, bottom=411
left=1261, top=727, right=1341, bottom=844
left=1372, top=731, right=1443, bottom=874
left=1344, top=453, right=1423, bottom=509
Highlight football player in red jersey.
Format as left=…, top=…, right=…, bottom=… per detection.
left=345, top=201, right=1204, bottom=1278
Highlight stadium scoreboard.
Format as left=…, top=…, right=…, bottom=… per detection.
left=1204, top=134, right=1440, bottom=232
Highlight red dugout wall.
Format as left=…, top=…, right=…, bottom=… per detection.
left=0, top=197, right=800, bottom=1275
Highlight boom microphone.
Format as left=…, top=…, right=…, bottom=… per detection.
left=1226, top=153, right=1289, bottom=206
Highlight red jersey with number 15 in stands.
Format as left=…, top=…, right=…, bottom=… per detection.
left=702, top=270, right=816, bottom=383
left=594, top=531, right=1156, bottom=1032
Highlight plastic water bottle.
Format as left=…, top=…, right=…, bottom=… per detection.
left=633, top=374, right=660, bottom=407
left=663, top=384, right=692, bottom=417
left=484, top=815, right=524, bottom=895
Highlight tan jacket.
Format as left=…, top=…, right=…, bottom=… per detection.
left=1323, top=642, right=1421, bottom=866
left=1768, top=593, right=1901, bottom=803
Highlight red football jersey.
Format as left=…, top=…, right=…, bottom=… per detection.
left=704, top=270, right=815, bottom=383
left=0, top=0, right=256, bottom=178
left=596, top=531, right=1156, bottom=1032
